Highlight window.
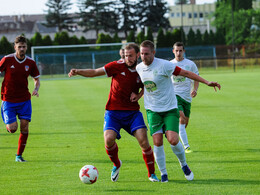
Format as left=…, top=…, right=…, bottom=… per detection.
left=171, top=13, right=175, bottom=17
left=188, top=13, right=192, bottom=18
left=194, top=13, right=197, bottom=18
left=177, top=13, right=180, bottom=17
left=199, top=13, right=203, bottom=18
left=182, top=12, right=186, bottom=17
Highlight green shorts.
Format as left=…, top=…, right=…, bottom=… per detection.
left=176, top=95, right=191, bottom=118
left=146, top=109, right=180, bottom=136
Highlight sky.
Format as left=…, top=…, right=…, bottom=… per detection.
left=0, top=0, right=217, bottom=16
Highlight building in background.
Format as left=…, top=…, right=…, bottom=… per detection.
left=168, top=1, right=216, bottom=34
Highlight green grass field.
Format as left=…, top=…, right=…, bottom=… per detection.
left=0, top=69, right=259, bottom=195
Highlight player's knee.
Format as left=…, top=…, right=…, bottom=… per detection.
left=167, top=136, right=179, bottom=146
left=6, top=126, right=17, bottom=133
left=104, top=131, right=116, bottom=147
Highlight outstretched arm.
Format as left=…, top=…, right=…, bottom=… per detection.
left=178, top=69, right=221, bottom=91
left=68, top=67, right=106, bottom=78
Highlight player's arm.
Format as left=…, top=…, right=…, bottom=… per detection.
left=178, top=69, right=221, bottom=91
left=32, top=77, right=40, bottom=97
left=130, top=88, right=144, bottom=102
left=68, top=67, right=105, bottom=78
left=191, top=81, right=199, bottom=98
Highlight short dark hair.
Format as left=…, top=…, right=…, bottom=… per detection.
left=173, top=42, right=185, bottom=50
left=140, top=40, right=155, bottom=51
left=125, top=43, right=139, bottom=54
left=14, top=35, right=27, bottom=44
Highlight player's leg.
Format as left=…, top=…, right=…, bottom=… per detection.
left=103, top=110, right=122, bottom=182
left=15, top=119, right=29, bottom=162
left=164, top=109, right=194, bottom=180
left=1, top=101, right=18, bottom=133
left=134, top=127, right=158, bottom=182
left=16, top=100, right=32, bottom=162
left=179, top=111, right=191, bottom=151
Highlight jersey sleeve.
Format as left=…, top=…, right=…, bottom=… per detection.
left=30, top=61, right=40, bottom=78
left=104, top=61, right=120, bottom=77
left=0, top=56, right=7, bottom=73
left=173, top=66, right=181, bottom=76
left=191, top=62, right=199, bottom=75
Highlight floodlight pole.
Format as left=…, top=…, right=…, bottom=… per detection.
left=231, top=0, right=236, bottom=72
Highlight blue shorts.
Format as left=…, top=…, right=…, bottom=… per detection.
left=103, top=110, right=147, bottom=139
left=1, top=100, right=32, bottom=124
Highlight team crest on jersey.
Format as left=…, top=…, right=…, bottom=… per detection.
left=144, top=81, right=157, bottom=92
left=25, top=65, right=29, bottom=71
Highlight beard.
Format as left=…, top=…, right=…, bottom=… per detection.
left=125, top=57, right=138, bottom=69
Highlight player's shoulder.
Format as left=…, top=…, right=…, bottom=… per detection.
left=3, top=53, right=15, bottom=59
left=25, top=56, right=36, bottom=63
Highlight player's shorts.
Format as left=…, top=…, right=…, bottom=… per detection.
left=176, top=95, right=191, bottom=118
left=1, top=100, right=32, bottom=124
left=146, top=109, right=179, bottom=136
left=103, top=110, right=147, bottom=139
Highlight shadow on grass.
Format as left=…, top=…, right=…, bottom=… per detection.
left=171, top=178, right=260, bottom=185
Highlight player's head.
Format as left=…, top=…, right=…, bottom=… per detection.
left=119, top=48, right=125, bottom=59
left=173, top=42, right=185, bottom=61
left=14, top=35, right=27, bottom=59
left=124, top=43, right=140, bottom=69
left=140, top=40, right=155, bottom=66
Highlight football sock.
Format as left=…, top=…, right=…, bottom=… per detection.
left=154, top=145, right=167, bottom=176
left=105, top=143, right=121, bottom=168
left=179, top=124, right=189, bottom=149
left=142, top=146, right=155, bottom=177
left=170, top=141, right=187, bottom=167
left=17, top=132, right=28, bottom=156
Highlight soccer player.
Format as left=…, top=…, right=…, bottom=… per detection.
left=171, top=42, right=199, bottom=153
left=0, top=35, right=40, bottom=162
left=68, top=43, right=159, bottom=182
left=119, top=48, right=125, bottom=60
left=136, top=40, right=221, bottom=182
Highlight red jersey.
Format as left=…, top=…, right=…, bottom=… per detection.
left=104, top=60, right=143, bottom=111
left=0, top=54, right=40, bottom=103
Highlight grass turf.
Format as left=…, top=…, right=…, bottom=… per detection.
left=0, top=69, right=259, bottom=194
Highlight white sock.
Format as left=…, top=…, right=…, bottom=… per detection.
left=154, top=145, right=167, bottom=176
left=179, top=124, right=190, bottom=149
left=170, top=141, right=187, bottom=167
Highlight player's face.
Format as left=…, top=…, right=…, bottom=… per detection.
left=125, top=48, right=139, bottom=68
left=140, top=46, right=155, bottom=66
left=15, top=42, right=27, bottom=59
left=173, top=46, right=185, bottom=61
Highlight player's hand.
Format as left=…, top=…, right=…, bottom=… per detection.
left=191, top=90, right=197, bottom=98
left=68, top=69, right=77, bottom=77
left=207, top=82, right=221, bottom=91
left=32, top=89, right=39, bottom=97
left=130, top=92, right=139, bottom=102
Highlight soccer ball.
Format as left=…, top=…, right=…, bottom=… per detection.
left=79, top=165, right=99, bottom=184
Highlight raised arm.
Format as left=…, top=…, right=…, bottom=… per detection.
left=178, top=69, right=221, bottom=91
left=68, top=67, right=106, bottom=78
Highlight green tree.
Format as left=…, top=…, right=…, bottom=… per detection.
left=172, top=28, right=181, bottom=44
left=70, top=35, right=80, bottom=45
left=117, top=0, right=137, bottom=38
left=165, top=31, right=173, bottom=47
left=209, top=30, right=215, bottom=45
left=0, top=36, right=13, bottom=55
left=42, top=35, right=53, bottom=45
left=126, top=30, right=135, bottom=42
left=79, top=36, right=88, bottom=44
left=113, top=33, right=121, bottom=43
left=186, top=28, right=196, bottom=46
left=136, top=0, right=170, bottom=32
left=136, top=31, right=145, bottom=44
left=79, top=0, right=119, bottom=38
left=145, top=27, right=154, bottom=42
left=156, top=27, right=166, bottom=48
left=31, top=32, right=43, bottom=46
left=53, top=31, right=70, bottom=45
left=45, top=0, right=73, bottom=32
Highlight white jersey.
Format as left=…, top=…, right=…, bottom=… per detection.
left=171, top=58, right=199, bottom=103
left=136, top=57, right=179, bottom=112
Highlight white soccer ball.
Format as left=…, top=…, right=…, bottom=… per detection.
left=79, top=165, right=99, bottom=184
